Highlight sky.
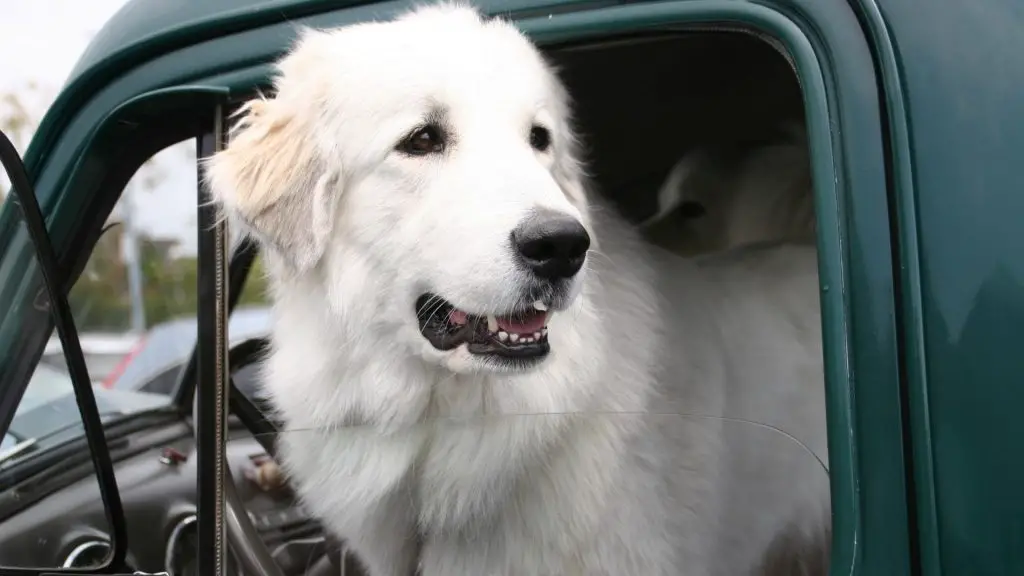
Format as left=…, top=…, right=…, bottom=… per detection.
left=0, top=0, right=200, bottom=254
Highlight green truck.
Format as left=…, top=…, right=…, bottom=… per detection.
left=0, top=0, right=1020, bottom=574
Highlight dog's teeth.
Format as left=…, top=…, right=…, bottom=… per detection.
left=487, top=315, right=498, bottom=332
left=497, top=331, right=509, bottom=341
left=541, top=327, right=548, bottom=337
left=533, top=300, right=548, bottom=311
left=533, top=332, right=541, bottom=339
left=523, top=337, right=534, bottom=343
left=509, top=334, right=519, bottom=343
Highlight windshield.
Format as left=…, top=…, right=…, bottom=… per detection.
left=0, top=355, right=170, bottom=466
left=14, top=363, right=72, bottom=417
left=0, top=138, right=214, bottom=469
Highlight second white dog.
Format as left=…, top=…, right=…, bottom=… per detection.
left=643, top=124, right=816, bottom=257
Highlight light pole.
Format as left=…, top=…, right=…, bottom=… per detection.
left=121, top=179, right=146, bottom=333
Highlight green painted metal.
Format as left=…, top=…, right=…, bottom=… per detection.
left=4, top=0, right=1021, bottom=573
left=866, top=0, right=1024, bottom=574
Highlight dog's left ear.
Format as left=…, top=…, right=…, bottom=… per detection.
left=205, top=94, right=341, bottom=274
left=205, top=29, right=343, bottom=273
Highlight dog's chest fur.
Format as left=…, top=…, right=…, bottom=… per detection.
left=263, top=218, right=683, bottom=575
left=271, top=365, right=673, bottom=575
left=263, top=230, right=826, bottom=576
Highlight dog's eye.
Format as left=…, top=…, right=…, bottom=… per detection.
left=530, top=125, right=551, bottom=152
left=679, top=201, right=707, bottom=219
left=399, top=124, right=446, bottom=156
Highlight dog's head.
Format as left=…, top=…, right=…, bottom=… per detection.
left=206, top=5, right=593, bottom=374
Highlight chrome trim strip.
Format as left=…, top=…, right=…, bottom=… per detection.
left=164, top=513, right=197, bottom=576
left=62, top=539, right=110, bottom=568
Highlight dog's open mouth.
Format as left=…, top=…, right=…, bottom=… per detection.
left=416, top=293, right=551, bottom=359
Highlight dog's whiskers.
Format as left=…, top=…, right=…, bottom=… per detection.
left=416, top=294, right=444, bottom=317
left=417, top=294, right=450, bottom=328
left=585, top=248, right=614, bottom=266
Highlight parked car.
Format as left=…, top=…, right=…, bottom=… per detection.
left=39, top=332, right=140, bottom=385
left=106, top=306, right=271, bottom=396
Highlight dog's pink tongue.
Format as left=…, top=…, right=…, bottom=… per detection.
left=497, top=312, right=546, bottom=334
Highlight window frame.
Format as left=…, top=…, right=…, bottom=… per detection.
left=526, top=4, right=911, bottom=574
left=0, top=1, right=911, bottom=574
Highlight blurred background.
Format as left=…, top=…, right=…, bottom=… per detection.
left=0, top=0, right=269, bottom=388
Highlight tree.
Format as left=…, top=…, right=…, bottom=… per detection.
left=0, top=89, right=39, bottom=198
left=68, top=228, right=130, bottom=330
left=69, top=229, right=271, bottom=332
left=238, top=255, right=271, bottom=307
left=3, top=80, right=271, bottom=333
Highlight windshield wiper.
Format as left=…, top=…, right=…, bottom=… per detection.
left=0, top=438, right=37, bottom=465
left=0, top=410, right=125, bottom=470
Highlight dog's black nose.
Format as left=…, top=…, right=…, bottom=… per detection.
left=511, top=209, right=590, bottom=279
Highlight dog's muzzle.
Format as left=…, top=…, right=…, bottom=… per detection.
left=415, top=294, right=552, bottom=363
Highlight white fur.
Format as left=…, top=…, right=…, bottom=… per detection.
left=207, top=5, right=829, bottom=575
left=643, top=124, right=816, bottom=255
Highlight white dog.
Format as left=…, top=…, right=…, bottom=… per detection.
left=207, top=4, right=829, bottom=575
left=642, top=124, right=816, bottom=257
